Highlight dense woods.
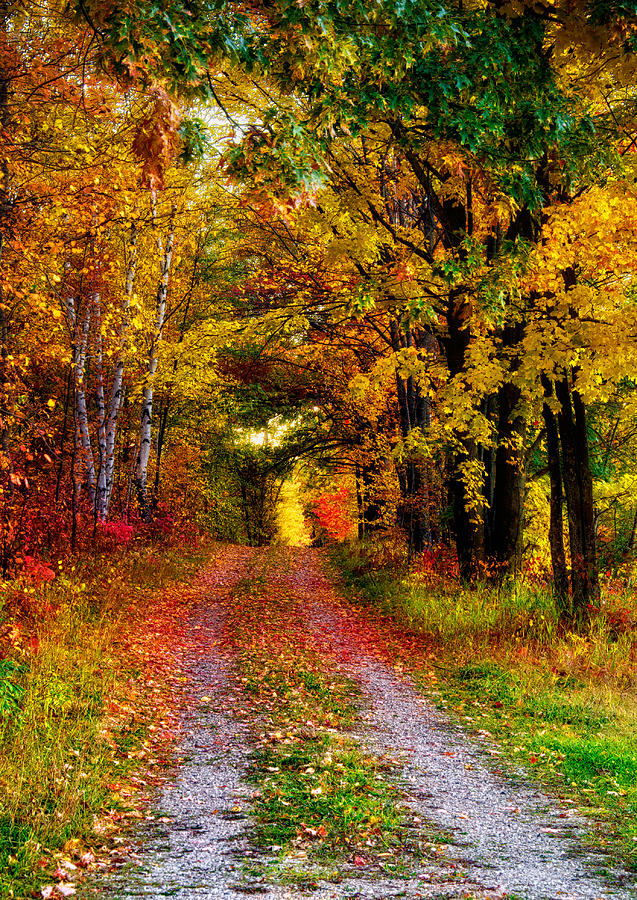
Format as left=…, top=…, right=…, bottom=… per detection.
left=5, top=4, right=637, bottom=897
left=2, top=0, right=637, bottom=627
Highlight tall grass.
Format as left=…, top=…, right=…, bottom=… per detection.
left=332, top=544, right=636, bottom=677
left=0, top=543, right=206, bottom=899
left=330, top=542, right=637, bottom=869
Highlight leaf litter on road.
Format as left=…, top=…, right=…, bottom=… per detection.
left=82, top=546, right=636, bottom=900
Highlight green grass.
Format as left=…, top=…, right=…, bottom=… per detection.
left=433, top=664, right=637, bottom=867
left=330, top=542, right=637, bottom=871
left=0, top=542, right=207, bottom=899
left=227, top=564, right=446, bottom=885
left=251, top=735, right=406, bottom=855
left=0, top=660, right=25, bottom=717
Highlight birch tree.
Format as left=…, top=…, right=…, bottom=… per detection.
left=134, top=203, right=176, bottom=518
left=61, top=279, right=96, bottom=507
left=96, top=223, right=138, bottom=520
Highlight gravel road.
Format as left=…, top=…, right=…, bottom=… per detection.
left=287, top=549, right=636, bottom=900
left=84, top=549, right=260, bottom=900
left=84, top=547, right=636, bottom=900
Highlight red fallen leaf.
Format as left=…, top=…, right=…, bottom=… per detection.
left=353, top=855, right=367, bottom=867
left=317, top=824, right=327, bottom=838
left=529, top=755, right=538, bottom=764
left=494, top=701, right=503, bottom=708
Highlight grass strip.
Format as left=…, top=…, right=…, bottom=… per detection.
left=0, top=542, right=207, bottom=899
left=330, top=544, right=637, bottom=874
left=226, top=560, right=442, bottom=886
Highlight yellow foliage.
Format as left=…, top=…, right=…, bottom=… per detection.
left=276, top=479, right=311, bottom=547
left=524, top=479, right=551, bottom=568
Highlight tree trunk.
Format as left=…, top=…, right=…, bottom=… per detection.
left=60, top=255, right=97, bottom=506
left=555, top=374, right=600, bottom=622
left=71, top=398, right=79, bottom=553
left=391, top=318, right=431, bottom=554
left=541, top=390, right=569, bottom=608
left=55, top=367, right=73, bottom=503
left=450, top=451, right=486, bottom=580
left=99, top=223, right=137, bottom=519
left=73, top=300, right=95, bottom=505
left=94, top=293, right=107, bottom=521
left=135, top=208, right=175, bottom=518
left=355, top=463, right=364, bottom=539
left=361, top=463, right=382, bottom=531
left=490, top=381, right=526, bottom=574
left=441, top=293, right=486, bottom=577
left=152, top=399, right=170, bottom=511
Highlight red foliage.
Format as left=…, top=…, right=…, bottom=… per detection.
left=416, top=545, right=459, bottom=582
left=22, top=555, right=55, bottom=583
left=312, top=488, right=354, bottom=541
left=99, top=519, right=136, bottom=547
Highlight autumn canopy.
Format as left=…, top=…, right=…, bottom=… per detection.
left=2, top=0, right=637, bottom=623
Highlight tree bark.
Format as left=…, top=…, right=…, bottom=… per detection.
left=391, top=318, right=431, bottom=554
left=151, top=399, right=170, bottom=511
left=450, top=454, right=486, bottom=580
left=55, top=367, right=73, bottom=503
left=555, top=374, right=600, bottom=621
left=135, top=207, right=175, bottom=518
left=94, top=292, right=107, bottom=521
left=60, top=255, right=96, bottom=506
left=541, top=389, right=569, bottom=608
left=72, top=299, right=95, bottom=504
left=490, top=381, right=526, bottom=574
left=99, top=223, right=137, bottom=519
left=441, top=292, right=487, bottom=577
left=355, top=463, right=364, bottom=539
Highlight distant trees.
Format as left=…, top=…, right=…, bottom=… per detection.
left=203, top=0, right=637, bottom=623
left=4, top=0, right=637, bottom=629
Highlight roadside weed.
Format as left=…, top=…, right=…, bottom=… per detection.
left=0, top=544, right=206, bottom=899
left=331, top=545, right=637, bottom=871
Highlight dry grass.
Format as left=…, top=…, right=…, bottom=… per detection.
left=0, top=542, right=206, bottom=899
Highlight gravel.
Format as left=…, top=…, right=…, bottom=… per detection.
left=84, top=548, right=636, bottom=900
left=288, top=549, right=637, bottom=900
left=84, top=549, right=263, bottom=900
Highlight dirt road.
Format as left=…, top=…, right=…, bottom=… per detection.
left=83, top=547, right=635, bottom=900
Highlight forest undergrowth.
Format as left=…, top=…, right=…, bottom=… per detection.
left=330, top=542, right=637, bottom=872
left=0, top=539, right=208, bottom=900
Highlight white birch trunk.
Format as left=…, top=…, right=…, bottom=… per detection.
left=73, top=299, right=95, bottom=505
left=135, top=208, right=175, bottom=517
left=94, top=291, right=107, bottom=518
left=98, top=225, right=138, bottom=519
